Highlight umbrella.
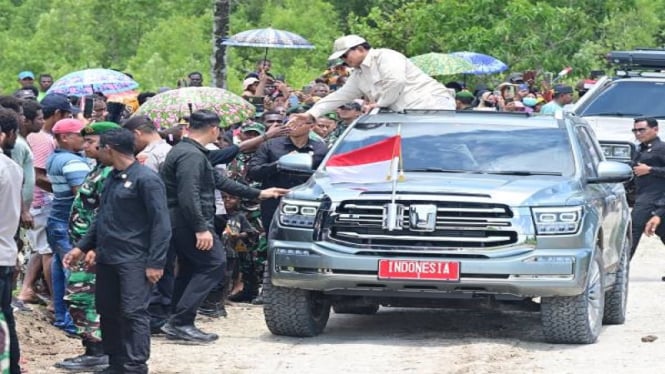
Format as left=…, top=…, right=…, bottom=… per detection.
left=450, top=51, right=508, bottom=75
left=47, top=68, right=138, bottom=97
left=409, top=53, right=474, bottom=76
left=220, top=27, right=314, bottom=60
left=134, top=87, right=255, bottom=129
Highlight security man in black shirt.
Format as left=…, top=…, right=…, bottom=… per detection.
left=64, top=128, right=171, bottom=374
left=248, top=116, right=328, bottom=233
left=630, top=117, right=665, bottom=259
left=159, top=110, right=287, bottom=344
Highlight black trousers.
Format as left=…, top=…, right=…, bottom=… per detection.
left=260, top=198, right=280, bottom=236
left=96, top=262, right=152, bottom=374
left=0, top=267, right=20, bottom=374
left=170, top=226, right=225, bottom=326
left=631, top=202, right=665, bottom=259
left=147, top=246, right=177, bottom=328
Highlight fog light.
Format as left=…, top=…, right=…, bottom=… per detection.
left=276, top=248, right=311, bottom=256
left=523, top=256, right=575, bottom=263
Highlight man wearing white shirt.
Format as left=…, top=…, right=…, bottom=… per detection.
left=302, top=35, right=455, bottom=120
left=0, top=108, right=23, bottom=374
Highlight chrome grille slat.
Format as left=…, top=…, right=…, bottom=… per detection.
left=437, top=207, right=506, bottom=213
left=330, top=199, right=518, bottom=248
left=335, top=232, right=512, bottom=243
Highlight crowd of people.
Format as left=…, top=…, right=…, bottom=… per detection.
left=0, top=34, right=597, bottom=373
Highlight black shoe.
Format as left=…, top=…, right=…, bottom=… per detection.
left=160, top=321, right=178, bottom=337
left=198, top=303, right=227, bottom=318
left=62, top=353, right=86, bottom=362
left=163, top=323, right=218, bottom=343
left=55, top=354, right=109, bottom=371
left=150, top=319, right=167, bottom=335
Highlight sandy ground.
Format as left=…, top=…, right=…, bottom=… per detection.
left=18, top=236, right=665, bottom=374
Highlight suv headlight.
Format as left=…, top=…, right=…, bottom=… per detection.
left=600, top=143, right=631, bottom=160
left=279, top=199, right=320, bottom=228
left=531, top=206, right=583, bottom=235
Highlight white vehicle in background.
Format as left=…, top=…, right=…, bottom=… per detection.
left=571, top=49, right=665, bottom=203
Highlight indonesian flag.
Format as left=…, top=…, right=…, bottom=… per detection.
left=326, top=135, right=402, bottom=184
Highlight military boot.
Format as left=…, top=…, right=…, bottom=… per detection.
left=55, top=341, right=109, bottom=371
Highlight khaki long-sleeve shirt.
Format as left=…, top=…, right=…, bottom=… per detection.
left=307, top=48, right=455, bottom=118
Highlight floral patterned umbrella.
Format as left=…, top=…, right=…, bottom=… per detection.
left=409, top=53, right=474, bottom=76
left=47, top=68, right=139, bottom=96
left=133, top=87, right=255, bottom=129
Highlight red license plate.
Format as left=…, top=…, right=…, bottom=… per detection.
left=378, top=259, right=460, bottom=281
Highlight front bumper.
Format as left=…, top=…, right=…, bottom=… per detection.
left=270, top=240, right=593, bottom=298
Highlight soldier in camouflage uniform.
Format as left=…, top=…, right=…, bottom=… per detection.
left=55, top=122, right=120, bottom=372
left=328, top=101, right=362, bottom=145
left=226, top=123, right=270, bottom=302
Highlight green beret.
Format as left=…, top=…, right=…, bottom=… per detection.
left=241, top=122, right=265, bottom=135
left=322, top=112, right=338, bottom=121
left=455, top=90, right=475, bottom=100
left=81, top=121, right=121, bottom=136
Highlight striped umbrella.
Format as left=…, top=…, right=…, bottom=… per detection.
left=221, top=27, right=314, bottom=60
left=450, top=51, right=508, bottom=75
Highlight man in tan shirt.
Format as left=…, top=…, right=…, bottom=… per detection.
left=303, top=35, right=455, bottom=120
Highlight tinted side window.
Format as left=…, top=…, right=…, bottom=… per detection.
left=575, top=127, right=601, bottom=177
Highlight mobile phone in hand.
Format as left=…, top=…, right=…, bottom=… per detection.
left=83, top=96, right=94, bottom=119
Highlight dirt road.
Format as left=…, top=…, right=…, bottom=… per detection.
left=20, top=236, right=665, bottom=373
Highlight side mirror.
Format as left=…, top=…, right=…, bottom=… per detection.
left=562, top=104, right=575, bottom=113
left=277, top=153, right=314, bottom=175
left=587, top=161, right=633, bottom=184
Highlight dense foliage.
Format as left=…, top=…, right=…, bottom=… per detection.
left=0, top=0, right=662, bottom=94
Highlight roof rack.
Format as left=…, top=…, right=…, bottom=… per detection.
left=607, top=49, right=665, bottom=69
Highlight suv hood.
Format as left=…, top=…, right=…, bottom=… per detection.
left=580, top=116, right=637, bottom=143
left=295, top=172, right=583, bottom=207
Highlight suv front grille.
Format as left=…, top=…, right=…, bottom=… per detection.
left=329, top=200, right=517, bottom=248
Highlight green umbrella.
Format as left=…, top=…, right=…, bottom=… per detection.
left=134, top=87, right=255, bottom=129
left=409, top=52, right=474, bottom=76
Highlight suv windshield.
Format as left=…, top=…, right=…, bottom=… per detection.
left=328, top=122, right=575, bottom=176
left=577, top=81, right=665, bottom=117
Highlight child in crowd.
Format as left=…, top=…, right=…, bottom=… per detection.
left=200, top=192, right=257, bottom=318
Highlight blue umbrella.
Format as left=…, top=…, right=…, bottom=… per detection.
left=221, top=27, right=314, bottom=61
left=450, top=51, right=508, bottom=75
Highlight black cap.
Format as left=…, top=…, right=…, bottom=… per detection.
left=553, top=85, right=574, bottom=95
left=338, top=101, right=361, bottom=111
left=40, top=93, right=80, bottom=114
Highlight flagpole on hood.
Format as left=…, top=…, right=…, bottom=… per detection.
left=385, top=124, right=403, bottom=231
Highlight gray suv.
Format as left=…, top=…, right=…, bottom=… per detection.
left=263, top=110, right=633, bottom=344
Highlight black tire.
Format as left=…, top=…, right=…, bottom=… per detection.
left=603, top=237, right=630, bottom=325
left=263, top=281, right=330, bottom=337
left=332, top=303, right=380, bottom=315
left=541, top=249, right=605, bottom=344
